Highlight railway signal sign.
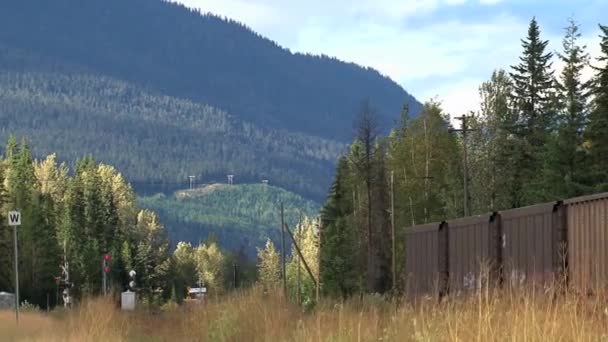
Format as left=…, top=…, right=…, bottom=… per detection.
left=8, top=211, right=21, bottom=226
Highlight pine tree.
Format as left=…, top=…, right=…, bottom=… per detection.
left=319, top=157, right=359, bottom=298
left=134, top=210, right=171, bottom=300
left=585, top=24, right=608, bottom=190
left=543, top=19, right=592, bottom=198
left=509, top=17, right=556, bottom=205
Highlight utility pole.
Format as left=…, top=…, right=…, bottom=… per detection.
left=390, top=171, right=396, bottom=292
left=280, top=203, right=286, bottom=297
left=449, top=114, right=475, bottom=217
left=189, top=175, right=196, bottom=190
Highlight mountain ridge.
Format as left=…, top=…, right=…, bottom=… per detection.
left=0, top=0, right=421, bottom=141
left=0, top=71, right=343, bottom=200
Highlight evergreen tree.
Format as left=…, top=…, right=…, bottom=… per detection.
left=510, top=17, right=556, bottom=204
left=134, top=210, right=171, bottom=300
left=543, top=19, right=592, bottom=198
left=585, top=24, right=608, bottom=191
left=319, top=157, right=359, bottom=298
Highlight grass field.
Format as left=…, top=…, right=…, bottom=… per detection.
left=1, top=285, right=607, bottom=341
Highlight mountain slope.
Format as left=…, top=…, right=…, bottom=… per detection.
left=139, top=183, right=320, bottom=256
left=0, top=0, right=421, bottom=141
left=0, top=71, right=343, bottom=199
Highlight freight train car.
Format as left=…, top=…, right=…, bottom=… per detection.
left=446, top=213, right=499, bottom=293
left=564, top=193, right=608, bottom=292
left=500, top=201, right=566, bottom=289
left=404, top=192, right=608, bottom=298
left=404, top=222, right=447, bottom=299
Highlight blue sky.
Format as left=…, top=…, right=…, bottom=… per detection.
left=173, top=0, right=607, bottom=120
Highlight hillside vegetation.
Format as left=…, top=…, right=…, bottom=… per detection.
left=139, top=183, right=320, bottom=255
left=0, top=0, right=420, bottom=140
left=0, top=71, right=342, bottom=199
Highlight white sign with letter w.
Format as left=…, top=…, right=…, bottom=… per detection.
left=8, top=211, right=21, bottom=226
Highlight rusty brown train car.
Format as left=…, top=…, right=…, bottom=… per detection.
left=404, top=192, right=608, bottom=298
left=564, top=193, right=608, bottom=292
left=404, top=222, right=447, bottom=299
left=446, top=213, right=499, bottom=293
left=500, top=201, right=566, bottom=288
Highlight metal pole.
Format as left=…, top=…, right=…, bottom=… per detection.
left=391, top=171, right=396, bottom=292
left=13, top=225, right=19, bottom=324
left=280, top=203, right=286, bottom=297
left=102, top=258, right=106, bottom=296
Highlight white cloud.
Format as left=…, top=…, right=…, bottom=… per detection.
left=419, top=78, right=481, bottom=120
left=171, top=0, right=605, bottom=118
left=479, top=0, right=504, bottom=4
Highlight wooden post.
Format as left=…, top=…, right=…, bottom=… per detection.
left=281, top=203, right=287, bottom=297
left=391, top=171, right=396, bottom=292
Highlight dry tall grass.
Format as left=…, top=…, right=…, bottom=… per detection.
left=1, top=285, right=607, bottom=341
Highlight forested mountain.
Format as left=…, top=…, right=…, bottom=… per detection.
left=139, top=183, right=320, bottom=257
left=0, top=71, right=343, bottom=200
left=0, top=0, right=420, bottom=141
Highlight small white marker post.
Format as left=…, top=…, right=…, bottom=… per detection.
left=8, top=211, right=21, bottom=324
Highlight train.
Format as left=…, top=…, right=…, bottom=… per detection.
left=405, top=192, right=608, bottom=298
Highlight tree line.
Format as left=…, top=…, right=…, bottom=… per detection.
left=0, top=136, right=175, bottom=307
left=0, top=71, right=342, bottom=201
left=318, top=18, right=608, bottom=297
left=0, top=137, right=259, bottom=308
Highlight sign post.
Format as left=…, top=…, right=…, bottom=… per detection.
left=8, top=211, right=21, bottom=324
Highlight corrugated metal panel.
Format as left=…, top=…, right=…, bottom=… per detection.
left=405, top=222, right=447, bottom=298
left=499, top=201, right=564, bottom=289
left=447, top=213, right=498, bottom=293
left=565, top=192, right=608, bottom=292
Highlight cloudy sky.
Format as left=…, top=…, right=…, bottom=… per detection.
left=173, top=0, right=606, bottom=117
